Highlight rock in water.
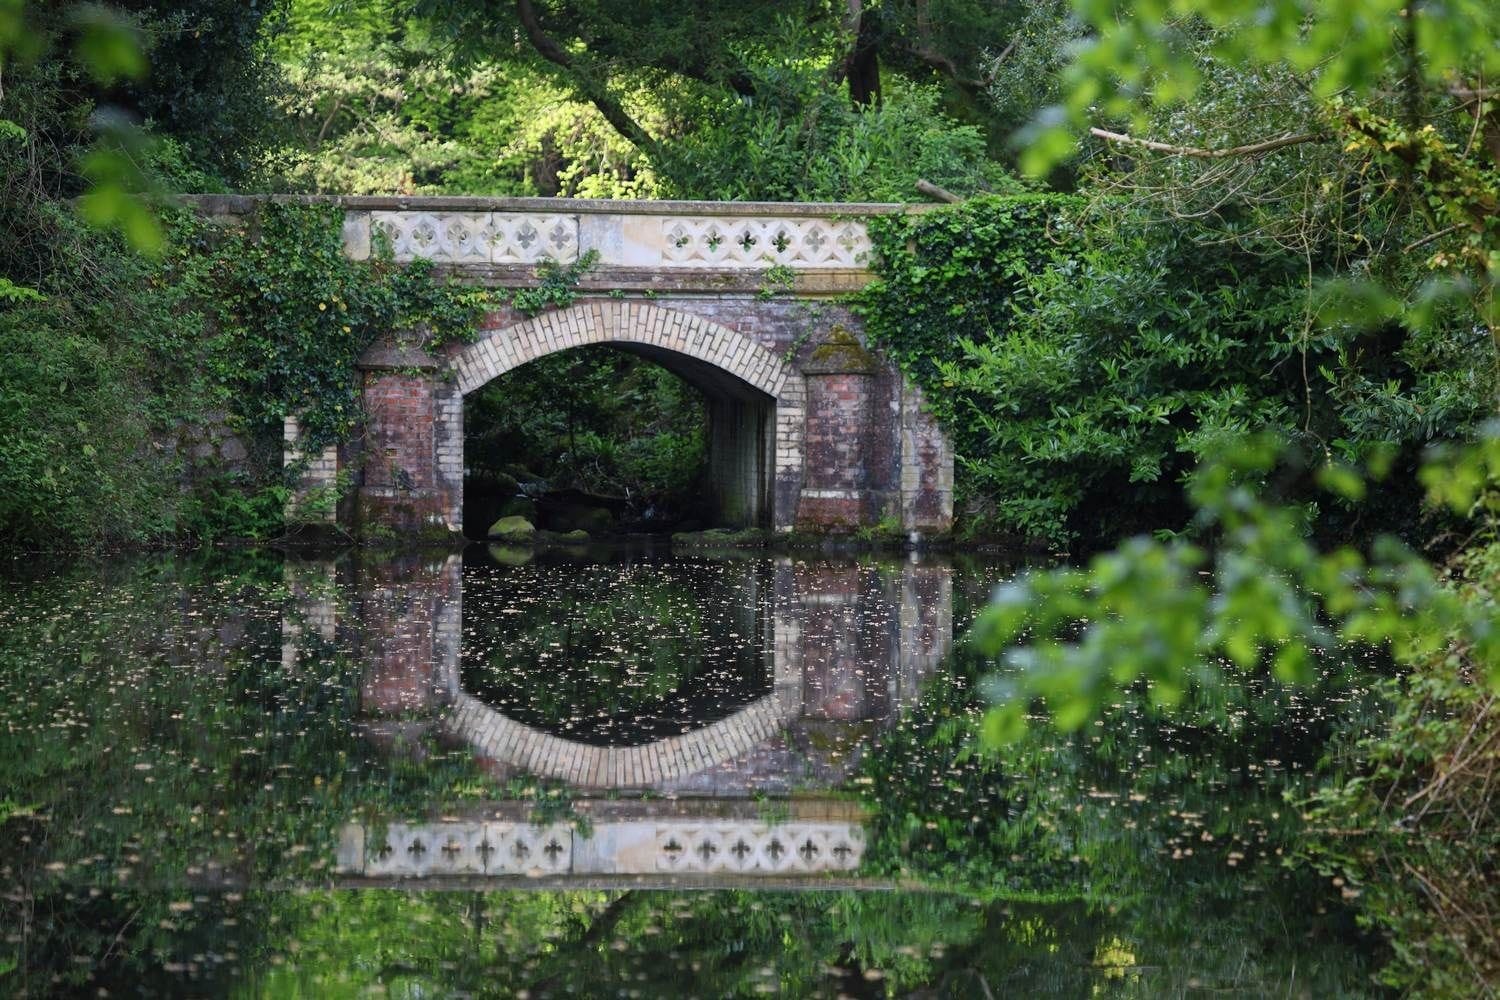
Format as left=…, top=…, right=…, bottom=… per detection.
left=488, top=515, right=536, bottom=542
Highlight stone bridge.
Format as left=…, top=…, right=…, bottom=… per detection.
left=192, top=196, right=953, bottom=539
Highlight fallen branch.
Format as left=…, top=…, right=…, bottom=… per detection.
left=915, top=178, right=963, bottom=203
left=1089, top=127, right=1327, bottom=159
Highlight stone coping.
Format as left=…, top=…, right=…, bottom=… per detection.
left=178, top=193, right=920, bottom=217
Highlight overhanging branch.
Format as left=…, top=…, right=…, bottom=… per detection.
left=1089, top=127, right=1327, bottom=158
left=514, top=0, right=660, bottom=158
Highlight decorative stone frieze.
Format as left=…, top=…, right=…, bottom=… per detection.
left=371, top=211, right=580, bottom=264
left=654, top=822, right=863, bottom=873
left=348, top=821, right=573, bottom=877
left=660, top=217, right=869, bottom=268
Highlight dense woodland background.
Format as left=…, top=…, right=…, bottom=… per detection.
left=0, top=0, right=1496, bottom=993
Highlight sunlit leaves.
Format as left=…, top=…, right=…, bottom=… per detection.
left=976, top=430, right=1500, bottom=743
left=77, top=140, right=163, bottom=255
left=1023, top=0, right=1500, bottom=176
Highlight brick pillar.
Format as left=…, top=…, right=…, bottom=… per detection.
left=354, top=336, right=459, bottom=538
left=797, top=326, right=879, bottom=530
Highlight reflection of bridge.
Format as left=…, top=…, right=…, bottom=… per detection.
left=283, top=548, right=953, bottom=881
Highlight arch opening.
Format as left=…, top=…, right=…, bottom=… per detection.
left=449, top=302, right=800, bottom=538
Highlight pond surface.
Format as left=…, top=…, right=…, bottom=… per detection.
left=0, top=542, right=1390, bottom=996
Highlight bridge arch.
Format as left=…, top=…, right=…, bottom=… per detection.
left=446, top=302, right=805, bottom=532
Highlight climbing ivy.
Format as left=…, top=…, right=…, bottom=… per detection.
left=855, top=195, right=1493, bottom=547
left=510, top=249, right=600, bottom=317
left=204, top=203, right=489, bottom=453
left=854, top=194, right=1081, bottom=391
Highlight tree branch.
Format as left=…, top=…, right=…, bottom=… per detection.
left=514, top=0, right=660, bottom=157
left=1089, top=127, right=1328, bottom=158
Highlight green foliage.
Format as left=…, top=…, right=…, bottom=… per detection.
left=465, top=345, right=707, bottom=516
left=509, top=249, right=599, bottom=318
left=0, top=197, right=484, bottom=551
left=860, top=197, right=1495, bottom=545
left=271, top=0, right=649, bottom=197
left=972, top=430, right=1497, bottom=744
left=656, top=75, right=1015, bottom=202
left=205, top=202, right=485, bottom=453
left=1024, top=0, right=1500, bottom=177
left=1303, top=543, right=1499, bottom=996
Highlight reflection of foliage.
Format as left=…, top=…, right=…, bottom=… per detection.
left=858, top=636, right=1385, bottom=994
left=460, top=554, right=767, bottom=744
left=1305, top=540, right=1500, bottom=996
left=972, top=433, right=1498, bottom=992
left=0, top=552, right=530, bottom=991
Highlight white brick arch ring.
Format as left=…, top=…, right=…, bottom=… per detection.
left=445, top=301, right=806, bottom=529
left=451, top=301, right=795, bottom=398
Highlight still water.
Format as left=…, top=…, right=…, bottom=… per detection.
left=0, top=542, right=1387, bottom=996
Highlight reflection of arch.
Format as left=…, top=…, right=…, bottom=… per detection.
left=444, top=691, right=798, bottom=787
left=437, top=642, right=802, bottom=788
left=339, top=550, right=955, bottom=792
left=446, top=302, right=806, bottom=529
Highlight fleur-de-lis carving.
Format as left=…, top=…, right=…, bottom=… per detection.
left=441, top=838, right=463, bottom=860
left=407, top=838, right=427, bottom=859
left=798, top=838, right=820, bottom=863
left=544, top=838, right=566, bottom=864
left=731, top=839, right=753, bottom=863
left=696, top=839, right=719, bottom=863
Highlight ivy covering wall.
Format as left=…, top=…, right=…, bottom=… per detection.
left=0, top=203, right=484, bottom=551
left=857, top=196, right=1495, bottom=547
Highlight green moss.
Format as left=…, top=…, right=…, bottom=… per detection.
left=488, top=515, right=536, bottom=542
left=804, top=324, right=877, bottom=374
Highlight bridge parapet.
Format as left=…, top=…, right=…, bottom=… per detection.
left=184, top=195, right=906, bottom=293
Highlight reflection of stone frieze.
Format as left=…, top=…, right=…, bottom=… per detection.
left=655, top=823, right=863, bottom=874
left=346, top=822, right=572, bottom=878
left=661, top=218, right=869, bottom=268
left=371, top=212, right=580, bottom=264
left=337, top=819, right=862, bottom=877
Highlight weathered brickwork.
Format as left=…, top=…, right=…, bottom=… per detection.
left=282, top=416, right=338, bottom=523
left=198, top=196, right=954, bottom=539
